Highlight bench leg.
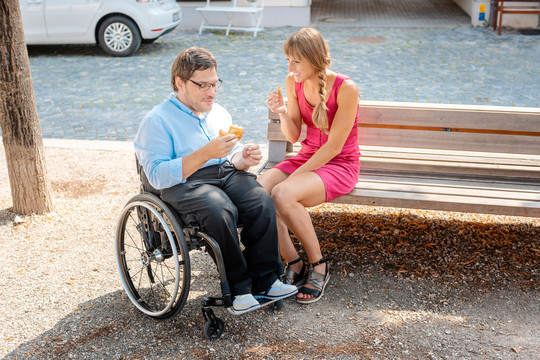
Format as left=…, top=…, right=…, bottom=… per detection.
left=225, top=13, right=234, bottom=36
left=267, top=140, right=287, bottom=163
left=497, top=6, right=503, bottom=35
left=493, top=2, right=498, bottom=30
left=252, top=12, right=263, bottom=37
left=198, top=12, right=210, bottom=35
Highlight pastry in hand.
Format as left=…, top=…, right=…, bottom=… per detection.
left=219, top=125, right=244, bottom=140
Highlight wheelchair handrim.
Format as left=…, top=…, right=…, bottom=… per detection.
left=115, top=200, right=180, bottom=317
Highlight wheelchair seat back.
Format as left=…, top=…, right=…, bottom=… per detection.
left=136, top=157, right=160, bottom=195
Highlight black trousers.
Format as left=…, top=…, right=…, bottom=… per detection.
left=160, top=162, right=282, bottom=296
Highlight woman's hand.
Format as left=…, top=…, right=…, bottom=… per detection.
left=266, top=89, right=287, bottom=114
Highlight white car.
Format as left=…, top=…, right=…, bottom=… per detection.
left=20, top=0, right=182, bottom=57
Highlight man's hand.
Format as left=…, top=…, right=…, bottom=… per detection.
left=204, top=134, right=238, bottom=159
left=232, top=144, right=262, bottom=170
left=242, top=144, right=262, bottom=167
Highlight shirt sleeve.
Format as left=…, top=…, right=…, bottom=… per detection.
left=134, top=114, right=184, bottom=190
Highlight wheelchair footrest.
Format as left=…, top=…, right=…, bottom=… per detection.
left=201, top=295, right=233, bottom=308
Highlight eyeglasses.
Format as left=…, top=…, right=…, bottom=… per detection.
left=188, top=79, right=223, bottom=92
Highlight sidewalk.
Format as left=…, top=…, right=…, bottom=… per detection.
left=1, top=140, right=539, bottom=359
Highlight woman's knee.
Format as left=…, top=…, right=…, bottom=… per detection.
left=271, top=183, right=295, bottom=213
left=257, top=169, right=288, bottom=194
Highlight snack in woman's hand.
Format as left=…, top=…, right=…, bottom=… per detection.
left=277, top=86, right=282, bottom=96
left=219, top=125, right=244, bottom=140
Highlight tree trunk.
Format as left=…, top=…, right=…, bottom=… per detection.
left=0, top=0, right=54, bottom=214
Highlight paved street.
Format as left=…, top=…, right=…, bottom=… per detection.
left=20, top=25, right=540, bottom=145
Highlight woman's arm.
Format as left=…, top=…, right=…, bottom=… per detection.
left=291, top=78, right=359, bottom=176
left=267, top=73, right=303, bottom=143
left=281, top=74, right=303, bottom=142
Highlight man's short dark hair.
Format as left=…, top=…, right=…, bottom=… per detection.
left=171, top=47, right=217, bottom=91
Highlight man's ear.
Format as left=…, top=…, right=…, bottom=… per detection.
left=175, top=76, right=184, bottom=91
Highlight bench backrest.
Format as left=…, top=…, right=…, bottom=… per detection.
left=268, top=101, right=540, bottom=155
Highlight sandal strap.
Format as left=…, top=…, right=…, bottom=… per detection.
left=298, top=286, right=320, bottom=297
left=284, top=258, right=307, bottom=286
left=310, top=257, right=328, bottom=268
left=302, top=258, right=329, bottom=291
left=286, top=257, right=303, bottom=266
left=284, top=267, right=299, bottom=284
left=305, top=268, right=326, bottom=291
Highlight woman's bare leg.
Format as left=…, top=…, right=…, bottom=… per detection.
left=271, top=172, right=327, bottom=299
left=258, top=169, right=302, bottom=271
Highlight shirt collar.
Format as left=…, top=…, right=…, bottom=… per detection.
left=168, top=93, right=209, bottom=120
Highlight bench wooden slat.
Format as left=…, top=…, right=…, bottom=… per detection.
left=356, top=178, right=540, bottom=202
left=358, top=128, right=540, bottom=154
left=361, top=150, right=540, bottom=169
left=335, top=174, right=540, bottom=217
left=358, top=106, right=540, bottom=133
left=334, top=188, right=540, bottom=218
left=360, top=145, right=540, bottom=162
left=361, top=157, right=540, bottom=179
left=358, top=172, right=540, bottom=192
left=268, top=120, right=540, bottom=155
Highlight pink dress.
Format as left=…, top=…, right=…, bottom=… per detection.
left=274, top=73, right=361, bottom=201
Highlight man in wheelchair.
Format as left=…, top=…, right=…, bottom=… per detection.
left=133, top=47, right=297, bottom=315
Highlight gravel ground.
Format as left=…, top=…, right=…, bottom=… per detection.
left=1, top=140, right=539, bottom=360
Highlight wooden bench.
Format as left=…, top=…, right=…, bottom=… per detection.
left=196, top=0, right=264, bottom=37
left=259, top=101, right=540, bottom=218
left=493, top=0, right=540, bottom=35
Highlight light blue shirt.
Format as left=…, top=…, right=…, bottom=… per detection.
left=134, top=93, right=243, bottom=190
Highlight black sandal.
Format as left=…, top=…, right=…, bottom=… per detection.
left=297, top=257, right=330, bottom=304
left=284, top=257, right=308, bottom=288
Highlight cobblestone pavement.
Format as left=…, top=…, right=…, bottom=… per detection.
left=18, top=25, right=540, bottom=145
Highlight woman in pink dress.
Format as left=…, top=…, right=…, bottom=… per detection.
left=258, top=27, right=360, bottom=304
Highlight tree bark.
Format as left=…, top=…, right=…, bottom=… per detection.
left=0, top=0, right=54, bottom=214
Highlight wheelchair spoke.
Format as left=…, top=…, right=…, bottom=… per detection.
left=124, top=213, right=145, bottom=253
left=150, top=263, right=173, bottom=297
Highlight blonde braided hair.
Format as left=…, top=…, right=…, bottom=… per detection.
left=284, top=28, right=331, bottom=133
left=313, top=68, right=329, bottom=133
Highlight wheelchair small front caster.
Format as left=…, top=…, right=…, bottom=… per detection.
left=272, top=299, right=284, bottom=311
left=202, top=307, right=225, bottom=340
left=204, top=317, right=225, bottom=340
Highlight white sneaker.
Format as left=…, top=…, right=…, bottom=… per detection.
left=257, top=279, right=298, bottom=300
left=227, top=294, right=261, bottom=315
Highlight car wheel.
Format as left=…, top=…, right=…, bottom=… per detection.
left=98, top=16, right=141, bottom=57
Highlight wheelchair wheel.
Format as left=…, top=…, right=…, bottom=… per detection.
left=204, top=317, right=225, bottom=340
left=272, top=299, right=284, bottom=311
left=115, top=193, right=190, bottom=319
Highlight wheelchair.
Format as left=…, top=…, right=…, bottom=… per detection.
left=114, top=161, right=282, bottom=340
